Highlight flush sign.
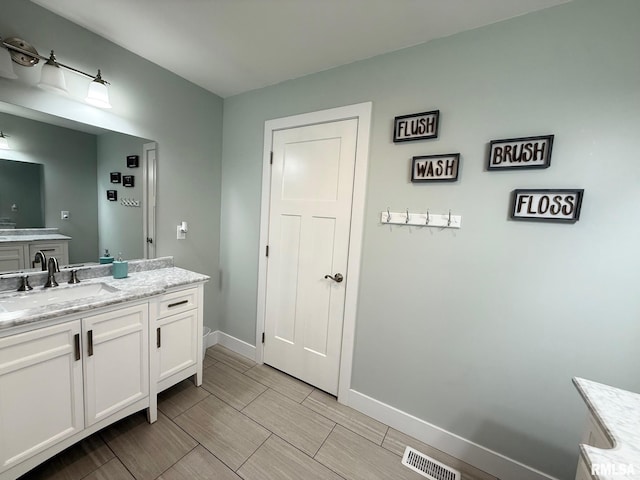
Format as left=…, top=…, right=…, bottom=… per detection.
left=393, top=110, right=440, bottom=142
left=511, top=189, right=584, bottom=223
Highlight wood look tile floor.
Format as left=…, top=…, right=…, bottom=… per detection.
left=19, top=345, right=497, bottom=480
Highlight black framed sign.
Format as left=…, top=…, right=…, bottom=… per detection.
left=106, top=190, right=117, bottom=201
left=123, top=175, right=135, bottom=187
left=488, top=135, right=554, bottom=170
left=411, top=153, right=460, bottom=182
left=110, top=172, right=121, bottom=183
left=127, top=155, right=139, bottom=168
left=511, top=189, right=583, bottom=223
left=393, top=110, right=439, bottom=143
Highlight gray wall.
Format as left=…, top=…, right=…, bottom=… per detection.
left=97, top=132, right=148, bottom=260
left=0, top=1, right=224, bottom=330
left=0, top=159, right=43, bottom=228
left=0, top=111, right=98, bottom=263
left=219, top=1, right=640, bottom=478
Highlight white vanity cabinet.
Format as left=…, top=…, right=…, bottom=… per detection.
left=0, top=321, right=84, bottom=472
left=0, top=302, right=150, bottom=480
left=149, top=284, right=203, bottom=422
left=0, top=239, right=69, bottom=271
left=0, top=270, right=206, bottom=480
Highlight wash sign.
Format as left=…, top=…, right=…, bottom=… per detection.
left=411, top=154, right=460, bottom=182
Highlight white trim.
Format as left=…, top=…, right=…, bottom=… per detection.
left=210, top=330, right=257, bottom=361
left=142, top=142, right=157, bottom=259
left=255, top=102, right=372, bottom=403
left=347, top=389, right=560, bottom=480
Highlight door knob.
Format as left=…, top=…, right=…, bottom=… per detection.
left=324, top=273, right=344, bottom=283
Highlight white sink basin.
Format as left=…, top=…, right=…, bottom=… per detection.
left=0, top=283, right=119, bottom=313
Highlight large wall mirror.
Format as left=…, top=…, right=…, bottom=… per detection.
left=0, top=104, right=156, bottom=274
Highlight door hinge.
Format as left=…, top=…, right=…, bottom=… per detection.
left=265, top=245, right=269, bottom=257
left=262, top=332, right=265, bottom=344
left=270, top=151, right=273, bottom=165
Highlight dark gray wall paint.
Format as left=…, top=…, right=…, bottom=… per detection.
left=219, top=1, right=640, bottom=479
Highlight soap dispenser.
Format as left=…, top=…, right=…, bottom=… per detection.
left=100, top=249, right=114, bottom=264
left=112, top=252, right=128, bottom=279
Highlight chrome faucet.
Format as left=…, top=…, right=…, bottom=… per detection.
left=33, top=250, right=47, bottom=271
left=44, top=257, right=60, bottom=288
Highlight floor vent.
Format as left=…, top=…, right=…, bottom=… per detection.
left=401, top=446, right=461, bottom=480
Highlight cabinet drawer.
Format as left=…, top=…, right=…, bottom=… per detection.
left=28, top=242, right=68, bottom=266
left=157, top=288, right=198, bottom=318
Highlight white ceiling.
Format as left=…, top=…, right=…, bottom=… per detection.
left=32, top=0, right=570, bottom=98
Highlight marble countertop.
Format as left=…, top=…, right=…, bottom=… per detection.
left=574, top=377, right=640, bottom=479
left=0, top=234, right=72, bottom=242
left=0, top=265, right=209, bottom=333
left=0, top=227, right=71, bottom=242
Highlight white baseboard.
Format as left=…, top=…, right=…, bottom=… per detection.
left=210, top=330, right=256, bottom=361
left=208, top=330, right=556, bottom=480
left=346, top=389, right=559, bottom=480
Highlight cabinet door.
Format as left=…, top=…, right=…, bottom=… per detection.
left=0, top=244, right=26, bottom=272
left=155, top=309, right=198, bottom=387
left=0, top=321, right=83, bottom=471
left=83, top=304, right=148, bottom=426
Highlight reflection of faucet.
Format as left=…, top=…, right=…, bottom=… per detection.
left=33, top=251, right=47, bottom=271
left=44, top=257, right=60, bottom=288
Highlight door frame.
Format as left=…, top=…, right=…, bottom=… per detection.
left=255, top=102, right=372, bottom=403
left=142, top=142, right=157, bottom=259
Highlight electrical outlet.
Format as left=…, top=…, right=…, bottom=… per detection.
left=61, top=210, right=69, bottom=220
left=177, top=225, right=186, bottom=240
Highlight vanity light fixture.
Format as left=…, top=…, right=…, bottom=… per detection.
left=0, top=132, right=10, bottom=150
left=0, top=36, right=112, bottom=109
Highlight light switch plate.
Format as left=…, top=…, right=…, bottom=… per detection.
left=61, top=210, right=69, bottom=220
left=177, top=225, right=186, bottom=240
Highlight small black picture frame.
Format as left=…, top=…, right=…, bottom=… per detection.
left=110, top=172, right=121, bottom=183
left=123, top=175, right=135, bottom=187
left=411, top=153, right=460, bottom=182
left=393, top=110, right=440, bottom=143
left=127, top=155, right=139, bottom=168
left=107, top=190, right=118, bottom=201
left=488, top=135, right=554, bottom=170
left=511, top=189, right=584, bottom=223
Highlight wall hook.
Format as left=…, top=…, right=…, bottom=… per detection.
left=386, top=207, right=391, bottom=223
left=448, top=209, right=452, bottom=226
left=405, top=208, right=410, bottom=224
left=426, top=209, right=430, bottom=225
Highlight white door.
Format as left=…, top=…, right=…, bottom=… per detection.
left=264, top=119, right=358, bottom=395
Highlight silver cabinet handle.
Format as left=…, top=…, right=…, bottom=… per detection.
left=324, top=273, right=343, bottom=283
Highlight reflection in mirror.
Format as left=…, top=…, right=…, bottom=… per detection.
left=0, top=159, right=44, bottom=228
left=0, top=107, right=154, bottom=273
